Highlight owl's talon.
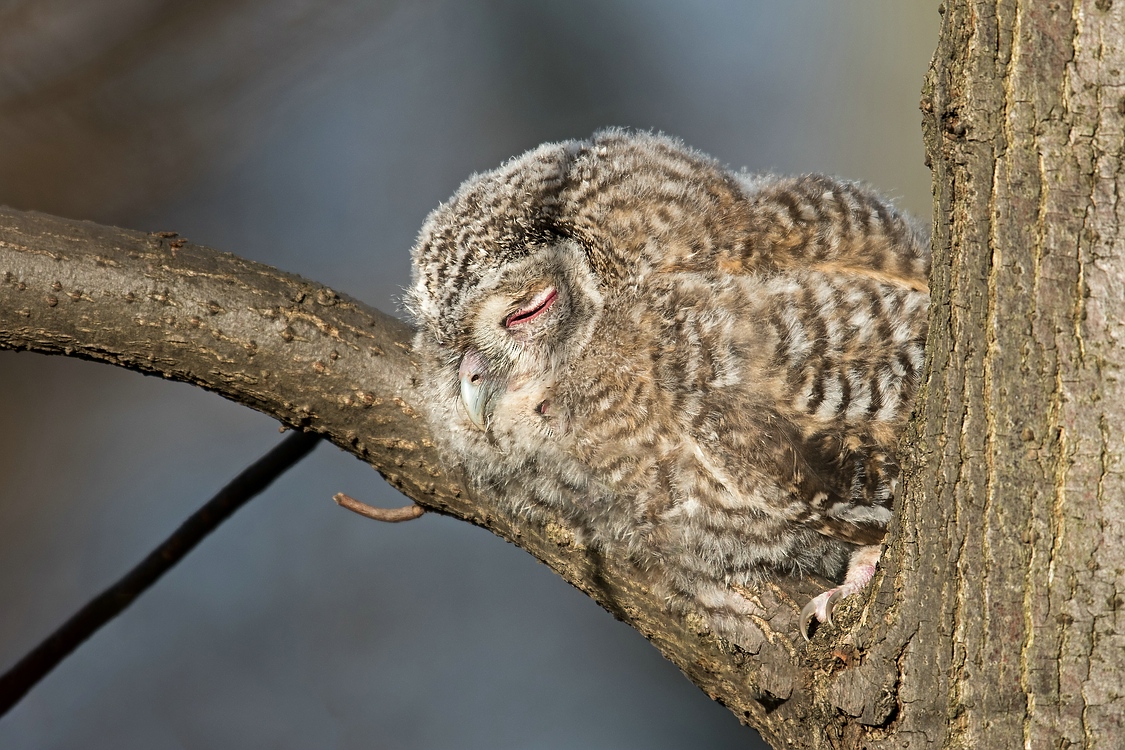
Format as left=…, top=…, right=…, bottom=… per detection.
left=800, top=586, right=845, bottom=639
left=801, top=546, right=882, bottom=640
left=799, top=599, right=820, bottom=641
left=800, top=588, right=835, bottom=640
left=826, top=588, right=846, bottom=625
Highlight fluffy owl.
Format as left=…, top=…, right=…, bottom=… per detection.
left=406, top=130, right=929, bottom=642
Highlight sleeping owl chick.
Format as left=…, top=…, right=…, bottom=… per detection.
left=406, top=130, right=929, bottom=643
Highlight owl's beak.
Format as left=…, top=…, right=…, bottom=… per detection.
left=458, top=349, right=496, bottom=431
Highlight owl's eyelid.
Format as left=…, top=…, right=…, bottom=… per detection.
left=504, top=286, right=558, bottom=328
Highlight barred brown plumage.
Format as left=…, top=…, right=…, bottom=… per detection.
left=407, top=129, right=929, bottom=643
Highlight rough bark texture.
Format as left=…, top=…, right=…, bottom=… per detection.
left=1, top=3, right=1123, bottom=745
left=913, top=0, right=1125, bottom=746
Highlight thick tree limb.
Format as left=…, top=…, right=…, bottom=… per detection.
left=0, top=429, right=321, bottom=718
left=0, top=206, right=873, bottom=745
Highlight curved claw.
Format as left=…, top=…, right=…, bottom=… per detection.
left=799, top=598, right=820, bottom=641
left=800, top=545, right=883, bottom=641
left=825, top=587, right=846, bottom=626
left=801, top=589, right=833, bottom=640
left=800, top=586, right=846, bottom=640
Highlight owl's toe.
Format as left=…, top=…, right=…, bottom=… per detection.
left=800, top=544, right=882, bottom=641
left=826, top=587, right=847, bottom=617
left=799, top=588, right=839, bottom=640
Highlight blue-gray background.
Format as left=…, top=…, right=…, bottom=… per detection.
left=0, top=2, right=937, bottom=748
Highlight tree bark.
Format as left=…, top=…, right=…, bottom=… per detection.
left=909, top=0, right=1125, bottom=746
left=1, top=2, right=1123, bottom=746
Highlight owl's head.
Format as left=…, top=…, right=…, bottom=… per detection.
left=431, top=238, right=603, bottom=436
left=407, top=129, right=741, bottom=439
left=406, top=141, right=606, bottom=438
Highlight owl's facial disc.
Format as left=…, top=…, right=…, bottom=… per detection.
left=458, top=348, right=499, bottom=430
left=454, top=243, right=600, bottom=434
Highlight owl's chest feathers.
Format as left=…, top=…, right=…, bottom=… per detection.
left=559, top=284, right=789, bottom=513
left=556, top=270, right=922, bottom=536
left=433, top=267, right=920, bottom=576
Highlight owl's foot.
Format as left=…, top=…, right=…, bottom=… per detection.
left=800, top=545, right=881, bottom=641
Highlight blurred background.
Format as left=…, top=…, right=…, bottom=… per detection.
left=0, top=2, right=937, bottom=748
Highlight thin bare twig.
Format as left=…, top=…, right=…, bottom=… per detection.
left=0, top=430, right=321, bottom=718
left=333, top=493, right=425, bottom=522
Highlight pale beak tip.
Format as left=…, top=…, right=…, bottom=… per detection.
left=460, top=377, right=488, bottom=430
left=458, top=350, right=490, bottom=431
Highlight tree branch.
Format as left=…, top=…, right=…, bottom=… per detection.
left=0, top=206, right=902, bottom=746
left=0, top=429, right=321, bottom=718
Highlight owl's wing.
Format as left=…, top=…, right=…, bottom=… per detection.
left=659, top=267, right=926, bottom=551
left=550, top=132, right=929, bottom=295
left=780, top=423, right=898, bottom=547
left=679, top=395, right=895, bottom=549
left=712, top=173, right=930, bottom=293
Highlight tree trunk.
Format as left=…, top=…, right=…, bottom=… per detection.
left=910, top=0, right=1125, bottom=745
left=0, top=2, right=1122, bottom=747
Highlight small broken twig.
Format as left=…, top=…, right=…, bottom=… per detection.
left=333, top=493, right=425, bottom=522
